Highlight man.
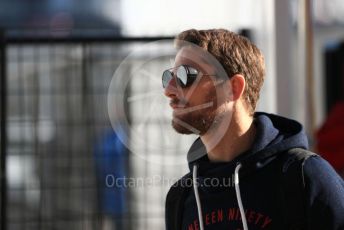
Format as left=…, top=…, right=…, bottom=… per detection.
left=163, top=29, right=344, bottom=230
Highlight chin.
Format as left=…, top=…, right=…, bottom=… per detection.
left=171, top=112, right=214, bottom=135
left=171, top=118, right=194, bottom=134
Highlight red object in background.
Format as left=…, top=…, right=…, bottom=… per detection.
left=317, top=102, right=344, bottom=173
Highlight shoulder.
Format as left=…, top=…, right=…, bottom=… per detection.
left=303, top=155, right=344, bottom=197
left=165, top=173, right=192, bottom=230
left=303, top=155, right=344, bottom=228
left=277, top=148, right=343, bottom=200
left=166, top=173, right=192, bottom=201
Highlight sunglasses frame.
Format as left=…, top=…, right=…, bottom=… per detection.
left=162, top=65, right=215, bottom=89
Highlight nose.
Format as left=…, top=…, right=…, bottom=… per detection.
left=164, top=76, right=179, bottom=98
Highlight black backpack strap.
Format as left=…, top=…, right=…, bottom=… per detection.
left=165, top=174, right=192, bottom=230
left=281, top=148, right=317, bottom=230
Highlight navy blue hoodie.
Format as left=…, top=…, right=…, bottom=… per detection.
left=173, top=113, right=344, bottom=230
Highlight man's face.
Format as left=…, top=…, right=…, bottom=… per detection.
left=164, top=47, right=231, bottom=135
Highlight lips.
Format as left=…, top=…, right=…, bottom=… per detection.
left=169, top=103, right=184, bottom=109
left=169, top=99, right=187, bottom=109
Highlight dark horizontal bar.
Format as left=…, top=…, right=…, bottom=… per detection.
left=4, top=35, right=175, bottom=44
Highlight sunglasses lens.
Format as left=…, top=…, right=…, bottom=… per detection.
left=162, top=66, right=199, bottom=89
left=176, top=66, right=188, bottom=86
left=162, top=70, right=173, bottom=88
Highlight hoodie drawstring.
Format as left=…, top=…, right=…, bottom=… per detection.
left=235, top=163, right=248, bottom=230
left=193, top=164, right=204, bottom=230
left=193, top=164, right=248, bottom=230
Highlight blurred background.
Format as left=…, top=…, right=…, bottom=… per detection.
left=0, top=0, right=344, bottom=229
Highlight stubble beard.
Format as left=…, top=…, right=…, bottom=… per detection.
left=171, top=95, right=223, bottom=136
left=172, top=110, right=215, bottom=135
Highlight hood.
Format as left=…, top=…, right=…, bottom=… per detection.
left=187, top=112, right=309, bottom=174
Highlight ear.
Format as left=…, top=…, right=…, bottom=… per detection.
left=229, top=74, right=245, bottom=101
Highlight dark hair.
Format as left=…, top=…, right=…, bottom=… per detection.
left=175, top=29, right=265, bottom=115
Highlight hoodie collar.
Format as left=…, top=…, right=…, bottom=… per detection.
left=187, top=112, right=309, bottom=171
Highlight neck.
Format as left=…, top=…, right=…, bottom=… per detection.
left=200, top=111, right=256, bottom=162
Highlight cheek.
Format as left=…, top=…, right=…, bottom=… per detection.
left=205, top=85, right=233, bottom=111
left=183, top=80, right=218, bottom=106
left=202, top=86, right=218, bottom=108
